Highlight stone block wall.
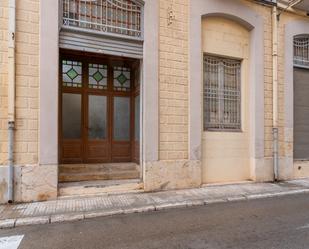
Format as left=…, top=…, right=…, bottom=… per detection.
left=159, top=0, right=189, bottom=161
left=0, top=0, right=39, bottom=167
left=0, top=0, right=50, bottom=204
left=0, top=0, right=9, bottom=165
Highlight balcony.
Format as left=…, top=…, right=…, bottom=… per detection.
left=255, top=0, right=277, bottom=5
left=294, top=36, right=309, bottom=68
left=61, top=0, right=144, bottom=40
left=292, top=0, right=309, bottom=11
left=278, top=0, right=309, bottom=12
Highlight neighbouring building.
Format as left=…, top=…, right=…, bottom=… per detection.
left=1, top=0, right=309, bottom=203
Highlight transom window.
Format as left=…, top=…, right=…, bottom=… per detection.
left=203, top=55, right=241, bottom=131
left=294, top=36, right=309, bottom=68
left=62, top=59, right=132, bottom=92
left=62, top=0, right=143, bottom=39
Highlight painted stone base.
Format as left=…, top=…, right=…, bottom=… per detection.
left=294, top=160, right=309, bottom=178
left=253, top=158, right=274, bottom=182
left=0, top=164, right=57, bottom=204
left=143, top=160, right=202, bottom=191
left=254, top=157, right=294, bottom=182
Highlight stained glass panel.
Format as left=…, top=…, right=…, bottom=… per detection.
left=113, top=66, right=131, bottom=91
left=89, top=64, right=108, bottom=90
left=62, top=60, right=82, bottom=87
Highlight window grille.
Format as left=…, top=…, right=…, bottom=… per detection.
left=62, top=0, right=143, bottom=39
left=294, top=36, right=309, bottom=68
left=203, top=56, right=241, bottom=131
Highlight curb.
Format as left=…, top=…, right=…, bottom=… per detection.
left=1, top=188, right=309, bottom=229
left=246, top=188, right=309, bottom=200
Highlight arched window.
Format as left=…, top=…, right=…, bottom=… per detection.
left=294, top=35, right=309, bottom=68
left=62, top=0, right=144, bottom=39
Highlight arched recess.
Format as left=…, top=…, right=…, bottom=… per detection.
left=189, top=0, right=265, bottom=181
left=201, top=16, right=251, bottom=182
left=285, top=21, right=309, bottom=179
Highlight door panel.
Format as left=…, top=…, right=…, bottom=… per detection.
left=86, top=95, right=110, bottom=162
left=112, top=96, right=131, bottom=162
left=61, top=141, right=83, bottom=163
left=61, top=93, right=83, bottom=163
left=62, top=93, right=82, bottom=139
left=86, top=142, right=110, bottom=162
left=113, top=97, right=131, bottom=141
left=134, top=94, right=140, bottom=163
left=112, top=142, right=132, bottom=162
left=88, top=95, right=107, bottom=140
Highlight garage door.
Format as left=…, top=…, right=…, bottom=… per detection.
left=294, top=67, right=309, bottom=159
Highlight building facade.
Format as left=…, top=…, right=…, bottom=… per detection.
left=0, top=0, right=309, bottom=203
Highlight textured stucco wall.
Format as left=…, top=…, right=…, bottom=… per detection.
left=201, top=16, right=251, bottom=183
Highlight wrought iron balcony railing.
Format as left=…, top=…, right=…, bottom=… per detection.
left=294, top=36, right=309, bottom=68
left=62, top=0, right=143, bottom=40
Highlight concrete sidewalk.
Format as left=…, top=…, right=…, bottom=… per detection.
left=1, top=179, right=309, bottom=229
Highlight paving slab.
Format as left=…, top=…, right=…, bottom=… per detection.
left=0, top=179, right=308, bottom=228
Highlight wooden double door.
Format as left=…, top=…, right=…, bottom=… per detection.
left=59, top=52, right=140, bottom=164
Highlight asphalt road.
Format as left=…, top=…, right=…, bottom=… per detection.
left=1, top=193, right=309, bottom=249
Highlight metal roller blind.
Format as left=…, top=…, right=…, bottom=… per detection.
left=294, top=67, right=309, bottom=159
left=59, top=28, right=143, bottom=59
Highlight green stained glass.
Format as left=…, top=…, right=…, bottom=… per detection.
left=113, top=66, right=131, bottom=91
left=67, top=68, right=78, bottom=80
left=93, top=71, right=104, bottom=82
left=62, top=60, right=82, bottom=88
left=88, top=64, right=108, bottom=90
left=116, top=73, right=128, bottom=85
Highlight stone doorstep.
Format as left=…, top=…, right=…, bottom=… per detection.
left=58, top=179, right=144, bottom=198
left=59, top=163, right=141, bottom=183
